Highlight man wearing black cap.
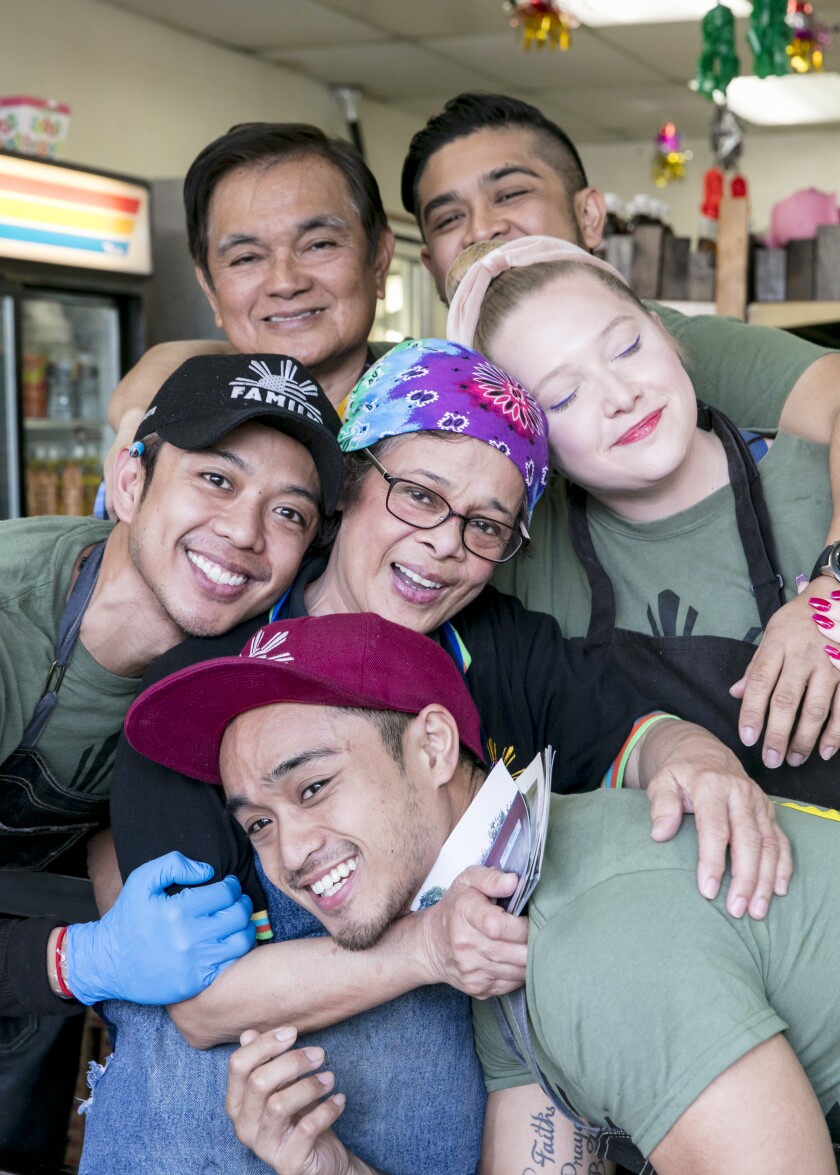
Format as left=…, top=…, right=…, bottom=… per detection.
left=127, top=612, right=840, bottom=1175
left=0, top=351, right=341, bottom=1171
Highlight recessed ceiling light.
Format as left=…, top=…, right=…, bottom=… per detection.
left=571, top=0, right=752, bottom=24
left=725, top=72, right=840, bottom=125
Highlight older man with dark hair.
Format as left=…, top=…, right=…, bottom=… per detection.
left=105, top=121, right=395, bottom=478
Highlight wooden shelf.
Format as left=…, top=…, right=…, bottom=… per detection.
left=657, top=301, right=716, bottom=317
left=747, top=301, right=840, bottom=329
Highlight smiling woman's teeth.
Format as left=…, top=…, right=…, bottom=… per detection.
left=188, top=551, right=247, bottom=586
left=394, top=563, right=444, bottom=590
left=311, top=857, right=357, bottom=897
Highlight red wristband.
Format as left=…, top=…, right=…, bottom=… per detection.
left=55, top=926, right=75, bottom=1000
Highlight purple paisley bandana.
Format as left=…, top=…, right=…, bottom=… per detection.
left=338, top=339, right=549, bottom=517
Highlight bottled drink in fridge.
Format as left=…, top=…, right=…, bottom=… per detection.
left=47, top=348, right=78, bottom=420
left=77, top=353, right=100, bottom=421
left=26, top=444, right=60, bottom=515
left=22, top=352, right=49, bottom=418
left=61, top=449, right=85, bottom=516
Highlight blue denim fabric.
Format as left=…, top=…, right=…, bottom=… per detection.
left=80, top=863, right=486, bottom=1174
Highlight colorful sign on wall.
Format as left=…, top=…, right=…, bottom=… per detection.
left=0, top=152, right=151, bottom=275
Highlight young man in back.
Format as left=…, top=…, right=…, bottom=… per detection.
left=401, top=91, right=839, bottom=442
left=401, top=90, right=840, bottom=781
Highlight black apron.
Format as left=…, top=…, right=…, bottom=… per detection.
left=0, top=541, right=110, bottom=874
left=567, top=404, right=839, bottom=805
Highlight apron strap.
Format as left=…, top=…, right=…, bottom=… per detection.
left=567, top=484, right=617, bottom=646
left=567, top=404, right=784, bottom=645
left=701, top=404, right=785, bottom=629
left=22, top=541, right=106, bottom=748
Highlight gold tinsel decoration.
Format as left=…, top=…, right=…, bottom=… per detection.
left=504, top=1, right=580, bottom=51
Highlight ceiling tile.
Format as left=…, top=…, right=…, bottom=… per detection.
left=309, top=0, right=506, bottom=39
left=101, top=0, right=387, bottom=49
left=593, top=20, right=710, bottom=82
left=427, top=27, right=666, bottom=91
left=539, top=81, right=717, bottom=139
left=265, top=41, right=497, bottom=98
left=96, top=0, right=840, bottom=142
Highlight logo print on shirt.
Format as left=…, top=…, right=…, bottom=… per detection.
left=248, top=629, right=295, bottom=663
left=229, top=359, right=324, bottom=422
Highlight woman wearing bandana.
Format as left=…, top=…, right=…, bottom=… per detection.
left=82, top=342, right=784, bottom=1175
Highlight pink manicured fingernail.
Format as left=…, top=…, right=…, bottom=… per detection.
left=832, top=590, right=840, bottom=600
left=809, top=597, right=831, bottom=611
left=825, top=645, right=840, bottom=661
left=813, top=615, right=835, bottom=629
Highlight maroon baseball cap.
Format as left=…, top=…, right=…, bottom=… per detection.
left=124, top=613, right=484, bottom=785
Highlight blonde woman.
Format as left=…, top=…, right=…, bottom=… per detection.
left=448, top=236, right=839, bottom=804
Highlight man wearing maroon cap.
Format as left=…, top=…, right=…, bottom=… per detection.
left=125, top=611, right=840, bottom=1175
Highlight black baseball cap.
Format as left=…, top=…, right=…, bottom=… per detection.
left=134, top=354, right=344, bottom=514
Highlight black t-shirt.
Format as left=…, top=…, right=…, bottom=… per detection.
left=111, top=562, right=648, bottom=911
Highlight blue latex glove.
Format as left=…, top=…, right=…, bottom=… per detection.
left=65, top=852, right=255, bottom=1005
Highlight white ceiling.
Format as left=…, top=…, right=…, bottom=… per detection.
left=99, top=0, right=840, bottom=142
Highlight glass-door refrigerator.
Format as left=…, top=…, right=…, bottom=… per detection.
left=0, top=149, right=152, bottom=520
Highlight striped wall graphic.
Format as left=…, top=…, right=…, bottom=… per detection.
left=0, top=153, right=151, bottom=274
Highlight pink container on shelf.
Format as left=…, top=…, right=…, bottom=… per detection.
left=765, top=187, right=839, bottom=248
left=0, top=96, right=71, bottom=158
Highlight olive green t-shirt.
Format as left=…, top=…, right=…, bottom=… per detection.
left=495, top=431, right=830, bottom=642
left=652, top=305, right=834, bottom=428
left=0, top=516, right=141, bottom=794
left=472, top=789, right=840, bottom=1158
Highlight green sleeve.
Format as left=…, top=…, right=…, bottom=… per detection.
left=471, top=996, right=537, bottom=1093
left=529, top=872, right=786, bottom=1158
left=367, top=339, right=397, bottom=361
left=651, top=304, right=834, bottom=429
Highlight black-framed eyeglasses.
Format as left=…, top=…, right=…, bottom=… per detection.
left=364, top=450, right=528, bottom=564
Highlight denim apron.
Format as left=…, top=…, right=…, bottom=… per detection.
left=567, top=405, right=840, bottom=805
left=80, top=856, right=486, bottom=1175
left=0, top=541, right=107, bottom=1168
left=0, top=541, right=109, bottom=870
